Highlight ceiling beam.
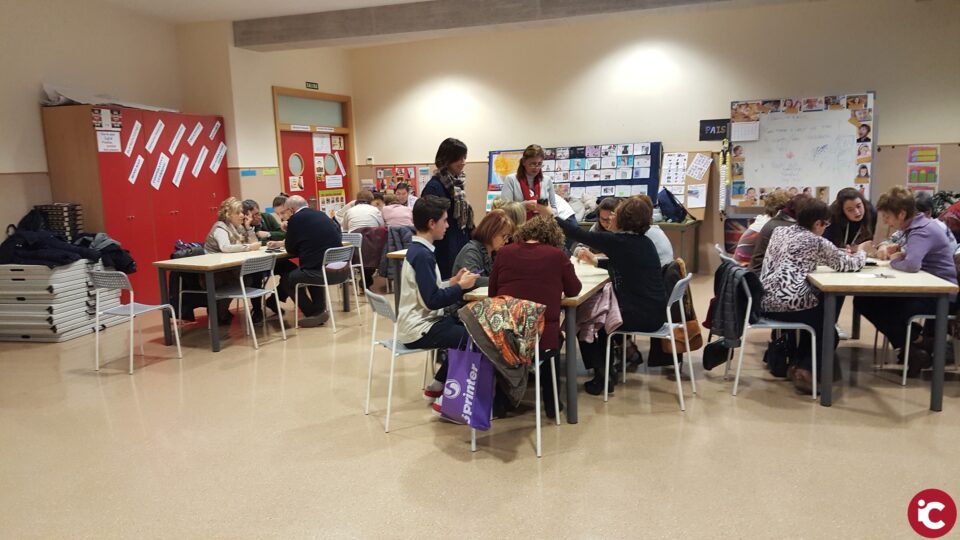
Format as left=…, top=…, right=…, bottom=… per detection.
left=234, top=0, right=729, bottom=50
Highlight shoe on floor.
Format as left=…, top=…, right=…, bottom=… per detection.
left=298, top=311, right=329, bottom=328
left=423, top=380, right=443, bottom=401
left=250, top=310, right=264, bottom=324
left=792, top=367, right=814, bottom=394
left=836, top=325, right=849, bottom=340
left=584, top=376, right=615, bottom=396
left=544, top=399, right=565, bottom=420
left=902, top=346, right=932, bottom=378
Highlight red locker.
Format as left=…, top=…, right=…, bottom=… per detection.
left=42, top=105, right=231, bottom=304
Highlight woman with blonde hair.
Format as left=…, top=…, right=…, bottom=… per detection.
left=491, top=198, right=527, bottom=228
left=499, top=144, right=557, bottom=219
left=205, top=197, right=260, bottom=254
left=489, top=216, right=581, bottom=416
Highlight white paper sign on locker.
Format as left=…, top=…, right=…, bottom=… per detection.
left=172, top=154, right=189, bottom=187
left=168, top=124, right=186, bottom=154
left=96, top=131, right=121, bottom=153
left=209, top=120, right=221, bottom=140
left=192, top=147, right=209, bottom=177
left=124, top=121, right=142, bottom=157
left=145, top=120, right=165, bottom=153
left=209, top=142, right=226, bottom=173
left=187, top=122, right=203, bottom=146
left=128, top=155, right=144, bottom=184
left=151, top=153, right=170, bottom=190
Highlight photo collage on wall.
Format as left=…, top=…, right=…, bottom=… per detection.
left=488, top=142, right=662, bottom=202
left=375, top=165, right=419, bottom=194
left=728, top=93, right=874, bottom=207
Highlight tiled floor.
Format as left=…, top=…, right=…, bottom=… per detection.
left=1, top=275, right=958, bottom=538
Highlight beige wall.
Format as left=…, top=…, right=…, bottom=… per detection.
left=0, top=0, right=182, bottom=174
left=347, top=0, right=960, bottom=165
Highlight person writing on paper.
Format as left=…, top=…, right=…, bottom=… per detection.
left=205, top=197, right=260, bottom=254
left=488, top=215, right=581, bottom=417
left=574, top=196, right=672, bottom=267
left=855, top=187, right=958, bottom=376
left=420, top=138, right=474, bottom=279
left=499, top=144, right=557, bottom=220
left=399, top=196, right=478, bottom=411
left=451, top=209, right=514, bottom=289
left=395, top=182, right=417, bottom=208
left=538, top=196, right=667, bottom=396
left=759, top=198, right=867, bottom=393
left=749, top=193, right=809, bottom=273
left=341, top=190, right=384, bottom=232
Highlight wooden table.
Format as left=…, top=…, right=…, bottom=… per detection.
left=808, top=263, right=958, bottom=410
left=154, top=248, right=351, bottom=352
left=385, top=249, right=407, bottom=310
left=464, top=259, right=610, bottom=424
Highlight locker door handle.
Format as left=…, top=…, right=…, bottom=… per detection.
left=126, top=216, right=135, bottom=220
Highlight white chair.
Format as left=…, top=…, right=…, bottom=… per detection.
left=470, top=332, right=560, bottom=458
left=341, top=232, right=366, bottom=299
left=214, top=255, right=287, bottom=349
left=603, top=273, right=697, bottom=410
left=896, top=314, right=958, bottom=385
left=90, top=270, right=182, bottom=374
left=363, top=289, right=439, bottom=433
left=294, top=245, right=361, bottom=333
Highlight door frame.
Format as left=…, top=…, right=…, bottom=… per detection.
left=271, top=86, right=358, bottom=200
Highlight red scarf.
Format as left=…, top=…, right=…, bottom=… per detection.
left=517, top=171, right=542, bottom=219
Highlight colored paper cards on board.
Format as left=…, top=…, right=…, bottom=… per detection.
left=906, top=144, right=939, bottom=196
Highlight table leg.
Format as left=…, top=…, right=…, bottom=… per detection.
left=930, top=295, right=948, bottom=412
left=393, top=259, right=403, bottom=312
left=205, top=271, right=221, bottom=353
left=679, top=229, right=686, bottom=270
left=564, top=305, right=578, bottom=424
left=851, top=305, right=861, bottom=340
left=820, top=293, right=837, bottom=406
left=342, top=282, right=350, bottom=312
left=158, top=268, right=172, bottom=346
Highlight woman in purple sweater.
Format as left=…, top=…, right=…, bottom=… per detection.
left=855, top=187, right=958, bottom=375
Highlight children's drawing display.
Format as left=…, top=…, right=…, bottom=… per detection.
left=487, top=142, right=663, bottom=201
left=728, top=92, right=875, bottom=208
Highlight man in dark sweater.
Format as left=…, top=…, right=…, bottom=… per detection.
left=283, top=196, right=344, bottom=327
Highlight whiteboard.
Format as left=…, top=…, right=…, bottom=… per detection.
left=729, top=92, right=875, bottom=208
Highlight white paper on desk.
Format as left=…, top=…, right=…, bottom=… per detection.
left=128, top=155, right=144, bottom=184
left=168, top=124, right=186, bottom=154
left=326, top=174, right=343, bottom=188
left=192, top=146, right=208, bottom=177
left=172, top=154, right=189, bottom=187
left=123, top=120, right=141, bottom=156
left=96, top=131, right=121, bottom=152
left=187, top=122, right=203, bottom=146
left=209, top=141, right=226, bottom=173
left=685, top=153, right=713, bottom=182
left=312, top=133, right=331, bottom=154
left=731, top=121, right=759, bottom=142
left=687, top=183, right=707, bottom=208
left=150, top=152, right=170, bottom=190
left=145, top=119, right=164, bottom=153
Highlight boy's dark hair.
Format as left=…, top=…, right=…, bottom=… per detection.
left=796, top=198, right=830, bottom=229
left=434, top=138, right=468, bottom=169
left=272, top=194, right=288, bottom=208
left=598, top=197, right=621, bottom=212
left=413, top=195, right=450, bottom=231
left=241, top=199, right=259, bottom=213
left=372, top=191, right=385, bottom=202
left=395, top=182, right=411, bottom=193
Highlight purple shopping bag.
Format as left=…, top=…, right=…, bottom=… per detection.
left=440, top=340, right=496, bottom=431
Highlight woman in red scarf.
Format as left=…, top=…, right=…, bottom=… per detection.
left=500, top=144, right=557, bottom=220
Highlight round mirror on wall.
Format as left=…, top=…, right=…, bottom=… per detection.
left=288, top=153, right=305, bottom=176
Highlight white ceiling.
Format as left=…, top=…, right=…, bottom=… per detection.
left=96, top=0, right=426, bottom=23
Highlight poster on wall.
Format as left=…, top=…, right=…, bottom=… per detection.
left=728, top=92, right=875, bottom=208
left=318, top=188, right=346, bottom=216
left=375, top=165, right=420, bottom=193
left=906, top=144, right=939, bottom=195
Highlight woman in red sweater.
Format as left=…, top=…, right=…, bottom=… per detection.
left=489, top=216, right=582, bottom=417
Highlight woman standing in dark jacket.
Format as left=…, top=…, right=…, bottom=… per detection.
left=538, top=196, right=666, bottom=395
left=420, top=138, right=474, bottom=279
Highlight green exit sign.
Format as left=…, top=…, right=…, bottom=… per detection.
left=305, top=82, right=319, bottom=90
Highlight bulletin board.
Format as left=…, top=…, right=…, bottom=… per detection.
left=374, top=164, right=427, bottom=194
left=487, top=142, right=663, bottom=202
left=662, top=151, right=713, bottom=221
left=727, top=92, right=876, bottom=210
